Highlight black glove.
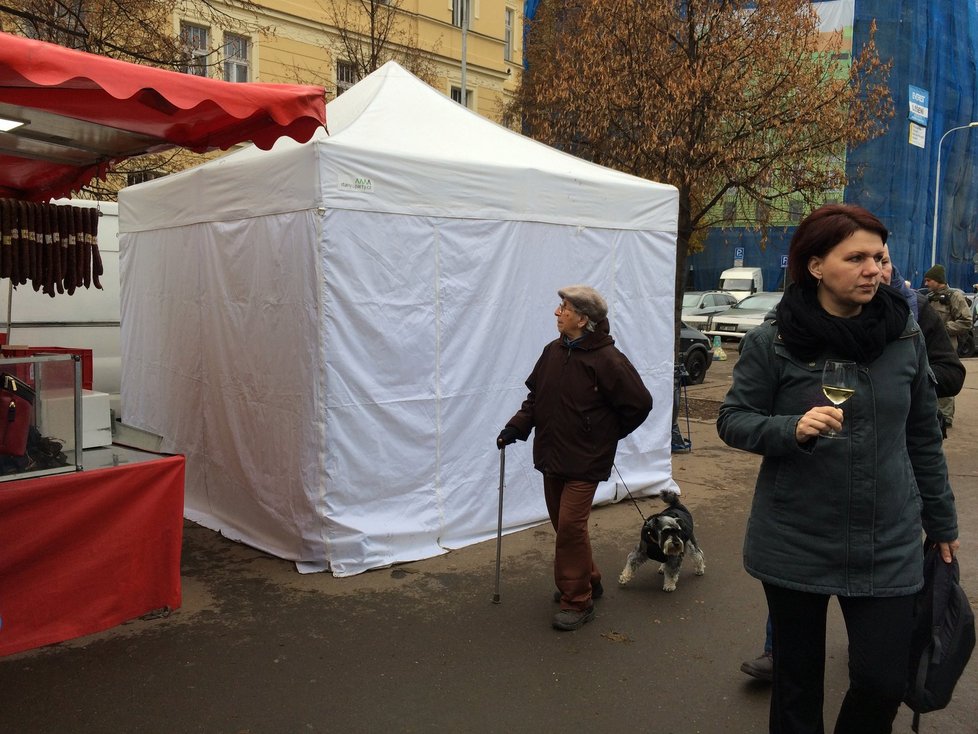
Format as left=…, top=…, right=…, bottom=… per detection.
left=496, top=426, right=519, bottom=449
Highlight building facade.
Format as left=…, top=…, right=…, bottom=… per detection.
left=175, top=0, right=523, bottom=125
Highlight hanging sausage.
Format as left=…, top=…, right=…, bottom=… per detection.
left=0, top=199, right=102, bottom=295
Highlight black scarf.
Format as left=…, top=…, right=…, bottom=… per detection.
left=775, top=282, right=909, bottom=363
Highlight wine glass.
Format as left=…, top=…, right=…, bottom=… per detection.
left=821, top=360, right=857, bottom=438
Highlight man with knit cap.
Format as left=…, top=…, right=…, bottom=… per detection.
left=923, top=263, right=972, bottom=429
left=497, top=285, right=652, bottom=631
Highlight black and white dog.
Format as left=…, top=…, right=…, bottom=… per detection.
left=618, top=489, right=705, bottom=592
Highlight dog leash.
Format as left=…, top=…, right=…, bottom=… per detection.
left=614, top=463, right=649, bottom=523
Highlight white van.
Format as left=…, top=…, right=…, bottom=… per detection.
left=1, top=199, right=120, bottom=412
left=718, top=266, right=764, bottom=302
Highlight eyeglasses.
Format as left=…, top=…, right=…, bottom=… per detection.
left=556, top=300, right=579, bottom=315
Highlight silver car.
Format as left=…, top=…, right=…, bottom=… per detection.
left=681, top=290, right=739, bottom=331
left=706, top=291, right=784, bottom=343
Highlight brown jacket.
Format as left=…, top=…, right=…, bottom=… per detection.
left=506, top=319, right=652, bottom=481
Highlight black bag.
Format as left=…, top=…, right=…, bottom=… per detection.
left=0, top=372, right=35, bottom=456
left=904, top=542, right=976, bottom=732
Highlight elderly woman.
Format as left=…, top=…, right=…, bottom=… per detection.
left=497, top=285, right=652, bottom=631
left=717, top=204, right=959, bottom=733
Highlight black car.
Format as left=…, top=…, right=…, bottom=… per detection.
left=679, top=321, right=714, bottom=385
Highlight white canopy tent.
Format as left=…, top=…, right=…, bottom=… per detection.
left=118, top=62, right=679, bottom=576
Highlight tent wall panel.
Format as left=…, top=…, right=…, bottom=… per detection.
left=122, top=211, right=327, bottom=562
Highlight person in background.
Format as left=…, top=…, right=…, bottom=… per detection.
left=883, top=248, right=965, bottom=400
left=718, top=204, right=958, bottom=733
left=922, top=263, right=972, bottom=430
left=738, top=242, right=966, bottom=685
left=496, top=285, right=652, bottom=631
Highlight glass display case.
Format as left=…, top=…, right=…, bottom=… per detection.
left=0, top=353, right=82, bottom=482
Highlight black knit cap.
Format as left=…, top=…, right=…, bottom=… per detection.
left=924, top=264, right=947, bottom=284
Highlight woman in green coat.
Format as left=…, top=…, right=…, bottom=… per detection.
left=717, top=204, right=959, bottom=734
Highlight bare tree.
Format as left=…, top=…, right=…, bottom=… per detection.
left=0, top=0, right=266, bottom=67
left=321, top=0, right=438, bottom=95
left=76, top=150, right=209, bottom=202
left=514, top=0, right=893, bottom=337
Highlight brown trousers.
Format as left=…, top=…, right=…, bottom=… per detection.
left=543, top=475, right=601, bottom=611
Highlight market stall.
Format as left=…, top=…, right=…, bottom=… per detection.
left=0, top=32, right=326, bottom=654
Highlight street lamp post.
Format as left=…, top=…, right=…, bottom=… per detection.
left=460, top=0, right=470, bottom=108
left=931, top=121, right=978, bottom=268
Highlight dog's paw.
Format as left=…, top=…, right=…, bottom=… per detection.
left=617, top=571, right=631, bottom=585
left=656, top=563, right=664, bottom=575
left=695, top=567, right=705, bottom=576
left=662, top=582, right=677, bottom=592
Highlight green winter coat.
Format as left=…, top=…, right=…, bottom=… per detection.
left=717, top=317, right=957, bottom=597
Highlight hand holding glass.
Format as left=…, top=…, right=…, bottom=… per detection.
left=821, top=360, right=857, bottom=438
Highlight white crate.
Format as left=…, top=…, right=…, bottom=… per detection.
left=37, top=389, right=113, bottom=449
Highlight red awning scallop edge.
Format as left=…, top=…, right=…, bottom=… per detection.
left=0, top=31, right=326, bottom=200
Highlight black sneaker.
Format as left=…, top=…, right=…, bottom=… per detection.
left=552, top=605, right=595, bottom=631
left=552, top=579, right=603, bottom=603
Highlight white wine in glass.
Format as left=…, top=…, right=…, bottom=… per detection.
left=821, top=360, right=857, bottom=438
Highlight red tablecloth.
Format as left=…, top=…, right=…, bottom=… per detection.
left=0, top=454, right=184, bottom=656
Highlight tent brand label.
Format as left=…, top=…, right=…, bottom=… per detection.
left=340, top=176, right=374, bottom=193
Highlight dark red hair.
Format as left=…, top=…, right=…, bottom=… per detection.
left=787, top=204, right=888, bottom=289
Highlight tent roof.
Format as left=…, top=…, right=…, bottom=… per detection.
left=120, top=61, right=677, bottom=233
left=0, top=31, right=326, bottom=201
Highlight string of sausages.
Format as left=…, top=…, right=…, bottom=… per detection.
left=0, top=199, right=103, bottom=297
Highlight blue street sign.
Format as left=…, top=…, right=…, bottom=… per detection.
left=734, top=247, right=745, bottom=261
left=909, top=85, right=929, bottom=126
left=781, top=255, right=788, bottom=268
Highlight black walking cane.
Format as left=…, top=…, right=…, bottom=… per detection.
left=492, top=445, right=505, bottom=604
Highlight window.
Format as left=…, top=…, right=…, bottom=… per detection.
left=451, top=86, right=473, bottom=108
left=180, top=23, right=210, bottom=77
left=336, top=61, right=358, bottom=96
left=722, top=198, right=736, bottom=224
left=707, top=294, right=727, bottom=308
left=788, top=199, right=803, bottom=224
left=452, top=0, right=468, bottom=28
left=504, top=8, right=514, bottom=61
left=223, top=33, right=250, bottom=83
left=126, top=171, right=164, bottom=187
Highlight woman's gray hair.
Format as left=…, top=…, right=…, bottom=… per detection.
left=558, top=285, right=608, bottom=332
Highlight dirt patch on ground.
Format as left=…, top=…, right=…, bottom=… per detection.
left=678, top=397, right=722, bottom=423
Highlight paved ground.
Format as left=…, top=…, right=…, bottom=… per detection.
left=1, top=349, right=976, bottom=734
